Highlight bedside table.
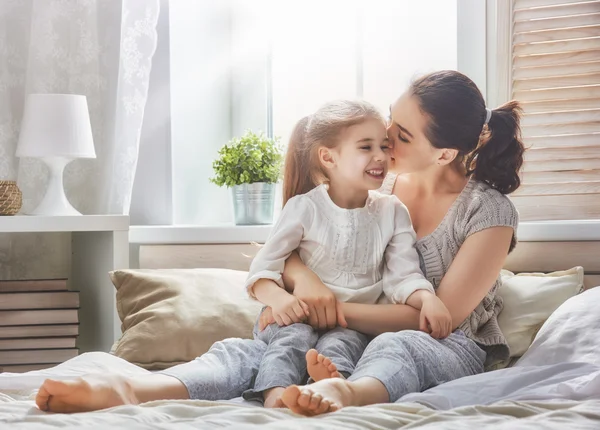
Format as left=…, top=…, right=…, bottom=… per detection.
left=0, top=215, right=129, bottom=353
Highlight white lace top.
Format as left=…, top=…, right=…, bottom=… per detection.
left=245, top=184, right=433, bottom=305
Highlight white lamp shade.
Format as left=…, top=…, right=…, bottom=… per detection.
left=16, top=94, right=96, bottom=159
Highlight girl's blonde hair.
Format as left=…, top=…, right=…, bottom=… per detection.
left=282, top=100, right=384, bottom=205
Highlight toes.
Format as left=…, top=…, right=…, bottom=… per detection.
left=280, top=385, right=302, bottom=409
left=306, top=349, right=319, bottom=365
left=327, top=363, right=337, bottom=372
left=316, top=398, right=333, bottom=414
left=331, top=371, right=342, bottom=378
left=316, top=353, right=325, bottom=364
left=309, top=393, right=323, bottom=411
left=35, top=387, right=50, bottom=411
left=297, top=390, right=313, bottom=408
left=322, top=357, right=332, bottom=367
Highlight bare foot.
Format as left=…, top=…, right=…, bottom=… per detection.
left=35, top=374, right=137, bottom=413
left=263, top=387, right=285, bottom=408
left=306, top=349, right=342, bottom=382
left=280, top=378, right=357, bottom=416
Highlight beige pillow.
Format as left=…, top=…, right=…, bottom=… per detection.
left=110, top=268, right=262, bottom=370
left=498, top=266, right=584, bottom=358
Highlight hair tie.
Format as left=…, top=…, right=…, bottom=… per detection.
left=484, top=108, right=492, bottom=126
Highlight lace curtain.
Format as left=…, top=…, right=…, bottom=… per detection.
left=0, top=0, right=159, bottom=278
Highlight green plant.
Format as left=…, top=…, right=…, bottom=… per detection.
left=210, top=130, right=283, bottom=187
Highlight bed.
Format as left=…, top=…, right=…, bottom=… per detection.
left=1, top=239, right=599, bottom=429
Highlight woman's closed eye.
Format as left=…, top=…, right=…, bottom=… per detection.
left=397, top=131, right=410, bottom=143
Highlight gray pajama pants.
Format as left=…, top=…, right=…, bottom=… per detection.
left=241, top=319, right=371, bottom=401
left=349, top=330, right=487, bottom=402
left=161, top=328, right=485, bottom=403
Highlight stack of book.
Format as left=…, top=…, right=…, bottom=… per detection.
left=0, top=279, right=79, bottom=373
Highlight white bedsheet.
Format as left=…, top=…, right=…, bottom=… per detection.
left=1, top=352, right=599, bottom=429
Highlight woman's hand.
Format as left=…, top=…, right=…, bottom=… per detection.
left=294, top=280, right=346, bottom=330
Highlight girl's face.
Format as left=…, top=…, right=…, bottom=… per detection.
left=327, top=118, right=390, bottom=191
left=387, top=92, right=440, bottom=173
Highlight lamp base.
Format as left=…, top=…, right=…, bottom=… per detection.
left=27, top=157, right=82, bottom=216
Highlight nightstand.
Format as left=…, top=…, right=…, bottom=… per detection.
left=0, top=215, right=129, bottom=353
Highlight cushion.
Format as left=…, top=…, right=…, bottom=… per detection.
left=517, top=286, right=600, bottom=367
left=498, top=266, right=584, bottom=358
left=109, top=268, right=263, bottom=370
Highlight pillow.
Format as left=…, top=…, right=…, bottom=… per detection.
left=498, top=266, right=584, bottom=358
left=517, top=286, right=600, bottom=367
left=109, top=269, right=262, bottom=370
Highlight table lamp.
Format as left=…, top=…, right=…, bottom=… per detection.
left=16, top=94, right=96, bottom=216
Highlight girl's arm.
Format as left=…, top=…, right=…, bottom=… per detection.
left=245, top=196, right=308, bottom=296
left=340, top=226, right=514, bottom=336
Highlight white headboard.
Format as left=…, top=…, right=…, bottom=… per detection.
left=136, top=241, right=600, bottom=290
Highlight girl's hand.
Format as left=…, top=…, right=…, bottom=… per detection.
left=271, top=294, right=310, bottom=327
left=420, top=295, right=453, bottom=339
left=258, top=307, right=275, bottom=331
left=294, top=279, right=344, bottom=330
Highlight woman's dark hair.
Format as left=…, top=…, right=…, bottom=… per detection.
left=410, top=70, right=525, bottom=194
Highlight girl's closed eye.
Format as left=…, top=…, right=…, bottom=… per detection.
left=360, top=145, right=372, bottom=151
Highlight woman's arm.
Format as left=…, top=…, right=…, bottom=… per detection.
left=341, top=226, right=514, bottom=336
left=435, top=226, right=514, bottom=328
left=282, top=252, right=340, bottom=330
left=340, top=302, right=420, bottom=336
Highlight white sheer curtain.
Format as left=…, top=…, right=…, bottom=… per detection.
left=0, top=0, right=159, bottom=214
left=0, top=0, right=159, bottom=279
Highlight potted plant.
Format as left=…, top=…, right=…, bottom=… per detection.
left=211, top=130, right=283, bottom=225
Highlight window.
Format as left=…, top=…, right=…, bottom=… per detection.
left=509, top=0, right=600, bottom=221
left=150, top=0, right=459, bottom=226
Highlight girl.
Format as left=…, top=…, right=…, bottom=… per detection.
left=242, top=100, right=451, bottom=406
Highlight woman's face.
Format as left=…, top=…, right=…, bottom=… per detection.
left=387, top=92, right=440, bottom=174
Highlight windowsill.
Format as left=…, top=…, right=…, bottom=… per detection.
left=129, top=220, right=600, bottom=244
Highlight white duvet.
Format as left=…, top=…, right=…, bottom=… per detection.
left=1, top=288, right=600, bottom=429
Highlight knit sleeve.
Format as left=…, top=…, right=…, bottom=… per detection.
left=383, top=197, right=435, bottom=304
left=462, top=186, right=519, bottom=251
left=244, top=195, right=312, bottom=297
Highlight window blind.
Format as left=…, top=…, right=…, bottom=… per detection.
left=510, top=0, right=600, bottom=221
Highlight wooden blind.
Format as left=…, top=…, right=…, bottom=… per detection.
left=510, top=0, right=600, bottom=221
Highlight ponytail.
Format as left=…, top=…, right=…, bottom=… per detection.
left=282, top=116, right=316, bottom=206
left=466, top=101, right=525, bottom=195
left=410, top=71, right=526, bottom=195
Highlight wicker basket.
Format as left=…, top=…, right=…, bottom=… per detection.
left=0, top=181, right=22, bottom=216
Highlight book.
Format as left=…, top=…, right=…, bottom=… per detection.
left=0, top=324, right=79, bottom=339
left=0, top=291, right=79, bottom=310
left=0, top=309, right=78, bottom=326
left=0, top=337, right=76, bottom=350
left=0, top=363, right=56, bottom=373
left=0, top=348, right=78, bottom=365
left=0, top=279, right=68, bottom=292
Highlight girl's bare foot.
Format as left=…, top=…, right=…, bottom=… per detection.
left=280, top=378, right=357, bottom=416
left=263, top=387, right=285, bottom=408
left=35, top=374, right=137, bottom=413
left=306, top=349, right=342, bottom=382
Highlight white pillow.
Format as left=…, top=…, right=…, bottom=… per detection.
left=498, top=266, right=584, bottom=357
left=517, top=286, right=600, bottom=367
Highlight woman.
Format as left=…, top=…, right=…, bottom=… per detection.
left=35, top=70, right=524, bottom=414
left=274, top=70, right=524, bottom=415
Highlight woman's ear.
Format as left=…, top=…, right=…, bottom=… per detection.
left=437, top=148, right=458, bottom=166
left=318, top=147, right=336, bottom=170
